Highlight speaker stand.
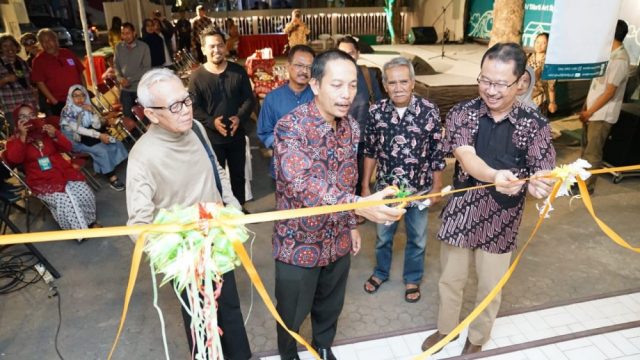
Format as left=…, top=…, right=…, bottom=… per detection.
left=428, top=0, right=457, bottom=61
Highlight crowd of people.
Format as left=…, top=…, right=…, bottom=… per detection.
left=0, top=7, right=634, bottom=360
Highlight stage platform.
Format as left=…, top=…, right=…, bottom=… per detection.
left=360, top=43, right=591, bottom=118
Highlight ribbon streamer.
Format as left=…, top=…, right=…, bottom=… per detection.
left=0, top=164, right=638, bottom=360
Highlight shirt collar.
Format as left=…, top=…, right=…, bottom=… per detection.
left=477, top=97, right=519, bottom=126
left=382, top=94, right=418, bottom=115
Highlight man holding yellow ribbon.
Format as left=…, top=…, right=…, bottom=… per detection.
left=421, top=43, right=557, bottom=355
left=272, top=49, right=405, bottom=360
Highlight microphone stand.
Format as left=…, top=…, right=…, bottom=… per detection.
left=429, top=0, right=457, bottom=61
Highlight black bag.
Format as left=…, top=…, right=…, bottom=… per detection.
left=80, top=135, right=101, bottom=147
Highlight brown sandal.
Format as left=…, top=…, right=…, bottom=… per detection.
left=405, top=285, right=421, bottom=303
left=364, top=275, right=385, bottom=294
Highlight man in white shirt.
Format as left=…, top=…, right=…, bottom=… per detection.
left=579, top=19, right=631, bottom=194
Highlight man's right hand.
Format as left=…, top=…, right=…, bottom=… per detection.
left=494, top=170, right=525, bottom=196
left=213, top=115, right=228, bottom=136
left=355, top=187, right=406, bottom=224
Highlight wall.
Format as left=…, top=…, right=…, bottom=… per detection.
left=411, top=0, right=466, bottom=43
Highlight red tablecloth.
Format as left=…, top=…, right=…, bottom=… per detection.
left=238, top=34, right=288, bottom=59
left=83, top=55, right=107, bottom=87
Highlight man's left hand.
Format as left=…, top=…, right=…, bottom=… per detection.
left=229, top=115, right=240, bottom=136
left=528, top=170, right=556, bottom=199
left=350, top=229, right=361, bottom=256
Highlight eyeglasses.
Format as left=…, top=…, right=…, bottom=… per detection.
left=292, top=63, right=311, bottom=72
left=147, top=93, right=194, bottom=114
left=477, top=75, right=520, bottom=92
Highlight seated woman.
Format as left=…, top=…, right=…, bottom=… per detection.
left=5, top=104, right=100, bottom=232
left=60, top=85, right=128, bottom=191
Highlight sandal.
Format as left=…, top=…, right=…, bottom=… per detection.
left=364, top=275, right=385, bottom=294
left=405, top=285, right=421, bottom=303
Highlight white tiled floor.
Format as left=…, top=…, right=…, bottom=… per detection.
left=261, top=292, right=640, bottom=359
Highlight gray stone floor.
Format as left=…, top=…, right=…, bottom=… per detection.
left=1, top=123, right=639, bottom=360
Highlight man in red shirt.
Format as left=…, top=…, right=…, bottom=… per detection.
left=31, top=28, right=85, bottom=115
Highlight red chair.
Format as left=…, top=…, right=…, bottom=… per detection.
left=131, top=104, right=149, bottom=132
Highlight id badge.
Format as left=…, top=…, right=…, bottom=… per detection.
left=38, top=156, right=53, bottom=171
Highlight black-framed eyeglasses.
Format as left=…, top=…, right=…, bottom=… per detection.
left=476, top=75, right=520, bottom=92
left=147, top=93, right=194, bottom=114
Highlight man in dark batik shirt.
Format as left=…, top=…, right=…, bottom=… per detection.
left=422, top=43, right=557, bottom=356
left=273, top=50, right=405, bottom=360
left=361, top=57, right=445, bottom=303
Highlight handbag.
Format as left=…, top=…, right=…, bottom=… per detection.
left=76, top=111, right=101, bottom=146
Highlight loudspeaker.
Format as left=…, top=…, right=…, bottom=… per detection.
left=409, top=27, right=438, bottom=45
left=399, top=52, right=437, bottom=75
left=603, top=104, right=640, bottom=166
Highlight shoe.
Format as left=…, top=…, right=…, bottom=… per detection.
left=0, top=188, right=21, bottom=202
left=461, top=339, right=482, bottom=354
left=242, top=207, right=251, bottom=214
left=421, top=331, right=459, bottom=352
left=315, top=347, right=336, bottom=360
left=109, top=179, right=125, bottom=191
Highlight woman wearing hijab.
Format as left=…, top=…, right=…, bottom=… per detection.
left=5, top=104, right=100, bottom=232
left=517, top=66, right=538, bottom=109
left=0, top=34, right=37, bottom=129
left=60, top=85, right=128, bottom=191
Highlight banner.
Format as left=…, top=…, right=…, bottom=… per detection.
left=542, top=0, right=622, bottom=80
left=467, top=0, right=494, bottom=40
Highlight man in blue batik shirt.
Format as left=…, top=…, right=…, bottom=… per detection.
left=257, top=45, right=315, bottom=178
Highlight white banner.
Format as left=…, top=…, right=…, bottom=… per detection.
left=543, top=0, right=622, bottom=80
left=620, top=0, right=640, bottom=65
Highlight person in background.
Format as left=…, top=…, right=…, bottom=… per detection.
left=142, top=19, right=167, bottom=68
left=421, top=43, right=556, bottom=355
left=578, top=19, right=631, bottom=194
left=114, top=22, right=151, bottom=121
left=188, top=28, right=255, bottom=209
left=19, top=33, right=40, bottom=67
left=191, top=5, right=213, bottom=63
left=59, top=85, right=128, bottom=191
left=225, top=18, right=240, bottom=60
left=153, top=10, right=176, bottom=59
left=108, top=16, right=123, bottom=50
left=284, top=9, right=310, bottom=48
left=257, top=44, right=315, bottom=178
left=31, top=29, right=85, bottom=116
left=0, top=34, right=37, bottom=128
left=153, top=18, right=173, bottom=67
left=175, top=9, right=192, bottom=52
left=5, top=104, right=100, bottom=232
left=336, top=35, right=384, bottom=199
left=527, top=33, right=557, bottom=116
left=516, top=65, right=537, bottom=109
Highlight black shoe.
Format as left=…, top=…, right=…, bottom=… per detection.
left=242, top=207, right=251, bottom=214
left=109, top=178, right=125, bottom=191
left=315, top=347, right=337, bottom=360
left=281, top=355, right=300, bottom=360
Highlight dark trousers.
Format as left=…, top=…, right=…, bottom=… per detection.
left=212, top=136, right=246, bottom=204
left=275, top=255, right=351, bottom=358
left=179, top=270, right=252, bottom=360
left=120, top=89, right=137, bottom=121
left=49, top=102, right=65, bottom=117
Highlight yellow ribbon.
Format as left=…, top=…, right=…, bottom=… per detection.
left=1, top=164, right=638, bottom=360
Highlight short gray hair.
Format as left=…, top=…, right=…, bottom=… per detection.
left=137, top=68, right=180, bottom=108
left=382, top=57, right=415, bottom=83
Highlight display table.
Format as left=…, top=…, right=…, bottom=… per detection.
left=238, top=34, right=288, bottom=59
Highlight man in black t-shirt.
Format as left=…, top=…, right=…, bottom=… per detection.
left=188, top=27, right=255, bottom=206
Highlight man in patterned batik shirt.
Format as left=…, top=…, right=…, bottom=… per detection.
left=421, top=43, right=557, bottom=355
left=361, top=57, right=445, bottom=303
left=272, top=49, right=405, bottom=360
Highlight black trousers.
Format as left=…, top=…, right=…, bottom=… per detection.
left=179, top=270, right=252, bottom=360
left=212, top=136, right=246, bottom=204
left=275, top=255, right=351, bottom=358
left=355, top=142, right=365, bottom=196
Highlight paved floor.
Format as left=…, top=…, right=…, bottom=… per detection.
left=1, top=119, right=639, bottom=360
